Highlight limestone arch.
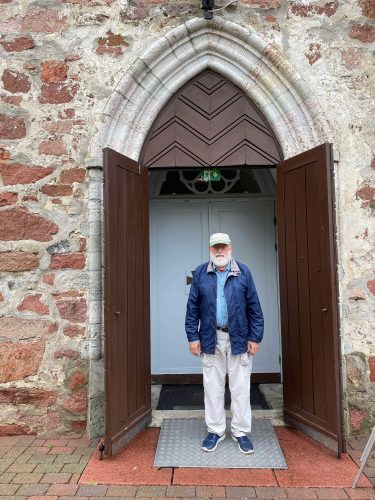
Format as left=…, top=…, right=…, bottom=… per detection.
left=91, top=17, right=332, bottom=163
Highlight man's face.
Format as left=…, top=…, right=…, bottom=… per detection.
left=209, top=244, right=232, bottom=268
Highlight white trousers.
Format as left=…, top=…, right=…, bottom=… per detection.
left=201, top=330, right=253, bottom=437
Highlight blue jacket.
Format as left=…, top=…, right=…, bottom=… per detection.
left=185, top=259, right=264, bottom=355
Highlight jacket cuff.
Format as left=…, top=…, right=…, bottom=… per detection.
left=187, top=333, right=200, bottom=342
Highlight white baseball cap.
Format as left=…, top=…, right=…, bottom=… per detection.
left=209, top=233, right=231, bottom=247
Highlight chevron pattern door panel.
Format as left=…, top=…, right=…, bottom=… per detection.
left=141, top=70, right=282, bottom=168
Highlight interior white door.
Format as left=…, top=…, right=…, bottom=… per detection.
left=150, top=201, right=209, bottom=374
left=150, top=198, right=280, bottom=374
left=209, top=199, right=280, bottom=373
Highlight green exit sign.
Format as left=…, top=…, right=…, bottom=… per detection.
left=197, top=168, right=221, bottom=182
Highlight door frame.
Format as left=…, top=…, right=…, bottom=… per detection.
left=149, top=194, right=282, bottom=383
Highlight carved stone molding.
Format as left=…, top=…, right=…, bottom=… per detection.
left=91, top=17, right=331, bottom=162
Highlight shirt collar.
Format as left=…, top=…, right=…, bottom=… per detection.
left=213, top=261, right=230, bottom=273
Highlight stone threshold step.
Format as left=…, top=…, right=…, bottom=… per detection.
left=150, top=409, right=285, bottom=427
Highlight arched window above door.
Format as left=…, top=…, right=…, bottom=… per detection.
left=149, top=167, right=276, bottom=198
left=140, top=70, right=283, bottom=169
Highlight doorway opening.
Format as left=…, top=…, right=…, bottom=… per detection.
left=101, top=51, right=344, bottom=455
left=140, top=68, right=284, bottom=420
left=148, top=166, right=283, bottom=415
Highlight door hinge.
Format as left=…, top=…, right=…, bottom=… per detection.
left=274, top=216, right=277, bottom=226
left=275, top=242, right=278, bottom=251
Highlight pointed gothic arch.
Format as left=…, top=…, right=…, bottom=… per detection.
left=90, top=17, right=332, bottom=163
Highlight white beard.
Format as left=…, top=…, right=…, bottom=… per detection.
left=210, top=250, right=232, bottom=269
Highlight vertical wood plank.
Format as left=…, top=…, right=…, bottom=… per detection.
left=305, top=165, right=326, bottom=422
left=294, top=167, right=314, bottom=414
left=117, top=167, right=128, bottom=424
left=284, top=170, right=302, bottom=410
left=127, top=172, right=137, bottom=417
left=317, top=145, right=339, bottom=437
left=277, top=165, right=291, bottom=408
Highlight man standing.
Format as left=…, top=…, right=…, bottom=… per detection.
left=185, top=233, right=264, bottom=454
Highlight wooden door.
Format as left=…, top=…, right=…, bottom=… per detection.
left=277, top=143, right=345, bottom=455
left=104, top=148, right=151, bottom=456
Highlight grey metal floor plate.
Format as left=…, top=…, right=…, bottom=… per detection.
left=154, top=418, right=287, bottom=469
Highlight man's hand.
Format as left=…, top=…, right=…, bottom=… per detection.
left=189, top=341, right=201, bottom=356
left=247, top=341, right=259, bottom=355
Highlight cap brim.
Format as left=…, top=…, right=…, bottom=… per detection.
left=210, top=240, right=231, bottom=246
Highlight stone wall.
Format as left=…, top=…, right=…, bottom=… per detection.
left=0, top=0, right=374, bottom=437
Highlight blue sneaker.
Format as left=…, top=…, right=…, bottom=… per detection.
left=201, top=432, right=226, bottom=452
left=232, top=435, right=254, bottom=454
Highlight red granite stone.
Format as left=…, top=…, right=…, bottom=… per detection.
left=0, top=113, right=26, bottom=139
left=41, top=61, right=68, bottom=83
left=0, top=163, right=54, bottom=185
left=0, top=35, right=35, bottom=52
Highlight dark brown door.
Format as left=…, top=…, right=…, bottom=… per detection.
left=103, top=148, right=151, bottom=456
left=277, top=143, right=345, bottom=455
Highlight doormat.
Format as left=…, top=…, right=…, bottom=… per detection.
left=156, top=384, right=271, bottom=410
left=153, top=418, right=287, bottom=469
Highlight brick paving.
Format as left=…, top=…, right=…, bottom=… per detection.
left=347, top=435, right=375, bottom=488
left=0, top=434, right=373, bottom=499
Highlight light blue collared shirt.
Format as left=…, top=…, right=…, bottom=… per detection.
left=214, top=261, right=230, bottom=327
